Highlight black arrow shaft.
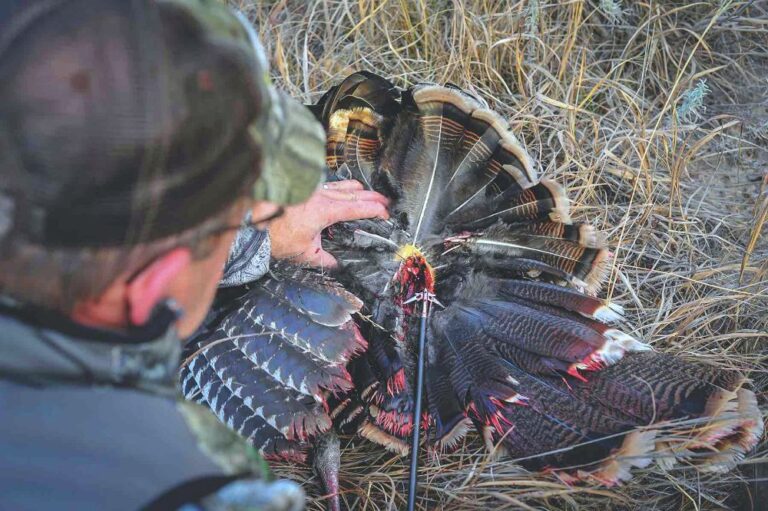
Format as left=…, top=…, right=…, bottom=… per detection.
left=407, top=299, right=429, bottom=511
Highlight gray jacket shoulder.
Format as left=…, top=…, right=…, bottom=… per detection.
left=0, top=380, right=224, bottom=511
left=0, top=303, right=303, bottom=511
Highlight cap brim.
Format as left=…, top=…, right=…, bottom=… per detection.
left=251, top=90, right=326, bottom=206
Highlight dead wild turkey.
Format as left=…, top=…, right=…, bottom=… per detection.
left=181, top=71, right=763, bottom=504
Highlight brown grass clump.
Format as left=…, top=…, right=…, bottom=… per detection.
left=226, top=1, right=767, bottom=509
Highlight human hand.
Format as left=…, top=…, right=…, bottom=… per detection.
left=268, top=180, right=390, bottom=267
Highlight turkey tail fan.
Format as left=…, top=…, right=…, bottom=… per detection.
left=389, top=84, right=542, bottom=241
left=316, top=73, right=611, bottom=294
left=180, top=265, right=367, bottom=461
left=311, top=71, right=762, bottom=484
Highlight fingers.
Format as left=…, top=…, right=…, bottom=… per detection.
left=319, top=189, right=390, bottom=207
left=321, top=198, right=389, bottom=225
left=269, top=178, right=390, bottom=263
left=315, top=182, right=391, bottom=226
left=322, top=180, right=364, bottom=191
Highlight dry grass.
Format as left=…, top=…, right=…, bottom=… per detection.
left=226, top=1, right=768, bottom=509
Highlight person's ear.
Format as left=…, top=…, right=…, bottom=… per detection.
left=251, top=201, right=282, bottom=228
left=126, top=248, right=192, bottom=326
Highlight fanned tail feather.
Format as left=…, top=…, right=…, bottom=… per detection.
left=516, top=220, right=605, bottom=248
left=451, top=224, right=611, bottom=295
left=445, top=179, right=570, bottom=232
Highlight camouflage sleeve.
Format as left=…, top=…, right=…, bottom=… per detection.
left=219, top=213, right=271, bottom=287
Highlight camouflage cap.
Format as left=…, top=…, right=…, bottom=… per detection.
left=0, top=0, right=324, bottom=250
left=181, top=0, right=326, bottom=205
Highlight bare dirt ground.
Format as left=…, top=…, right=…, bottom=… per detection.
left=203, top=1, right=768, bottom=509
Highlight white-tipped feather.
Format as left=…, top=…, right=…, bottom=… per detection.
left=481, top=425, right=496, bottom=453
left=578, top=224, right=604, bottom=248
left=654, top=380, right=763, bottom=474
left=412, top=85, right=480, bottom=114
left=581, top=430, right=657, bottom=486
left=328, top=109, right=351, bottom=133
left=583, top=249, right=613, bottom=296
left=470, top=109, right=538, bottom=187
left=329, top=399, right=351, bottom=420
left=358, top=421, right=409, bottom=456
left=340, top=405, right=364, bottom=427
left=591, top=302, right=624, bottom=323
left=604, top=329, right=650, bottom=351
left=480, top=425, right=510, bottom=461
left=539, top=178, right=572, bottom=224
left=435, top=417, right=472, bottom=452
left=584, top=330, right=650, bottom=367
left=697, top=386, right=763, bottom=472
left=653, top=441, right=678, bottom=471
left=736, top=388, right=764, bottom=449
